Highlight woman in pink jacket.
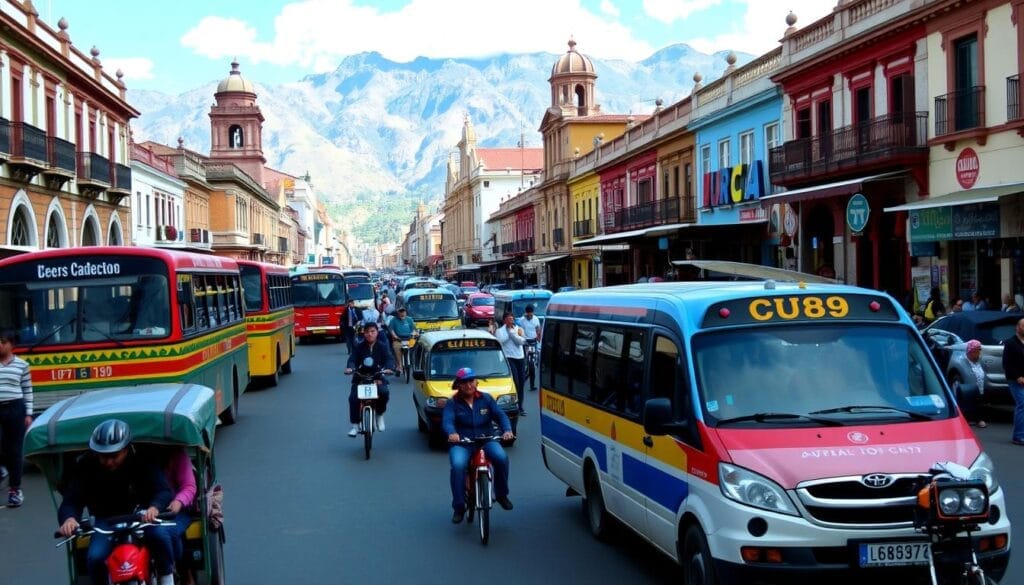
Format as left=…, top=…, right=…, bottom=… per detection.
left=163, top=448, right=197, bottom=585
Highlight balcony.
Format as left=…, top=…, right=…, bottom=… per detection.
left=607, top=198, right=680, bottom=233
left=9, top=122, right=48, bottom=180
left=0, top=118, right=10, bottom=162
left=573, top=219, right=594, bottom=238
left=935, top=86, right=985, bottom=137
left=1009, top=75, right=1021, bottom=123
left=769, top=112, right=929, bottom=186
left=42, top=136, right=76, bottom=188
left=500, top=237, right=535, bottom=256
left=109, top=162, right=132, bottom=203
left=76, top=151, right=111, bottom=197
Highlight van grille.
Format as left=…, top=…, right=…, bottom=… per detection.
left=795, top=474, right=928, bottom=528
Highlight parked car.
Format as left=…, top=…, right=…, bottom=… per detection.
left=462, top=292, right=495, bottom=327
left=922, top=310, right=1020, bottom=405
left=557, top=286, right=578, bottom=293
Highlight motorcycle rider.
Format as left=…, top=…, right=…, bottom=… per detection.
left=57, top=419, right=176, bottom=585
left=344, top=322, right=395, bottom=436
left=516, top=304, right=542, bottom=391
left=443, top=367, right=515, bottom=523
left=387, top=307, right=418, bottom=376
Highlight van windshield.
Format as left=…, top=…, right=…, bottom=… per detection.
left=511, top=298, right=549, bottom=317
left=692, top=324, right=950, bottom=427
left=346, top=283, right=374, bottom=301
left=430, top=349, right=509, bottom=380
left=406, top=297, right=459, bottom=321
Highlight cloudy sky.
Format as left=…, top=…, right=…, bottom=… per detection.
left=40, top=0, right=835, bottom=93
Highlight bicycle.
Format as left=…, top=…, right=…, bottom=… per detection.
left=352, top=358, right=392, bottom=460
left=525, top=339, right=538, bottom=391
left=458, top=435, right=510, bottom=545
left=396, top=333, right=418, bottom=383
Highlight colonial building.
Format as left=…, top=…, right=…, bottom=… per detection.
left=130, top=141, right=186, bottom=248
left=0, top=1, right=135, bottom=256
left=139, top=140, right=213, bottom=253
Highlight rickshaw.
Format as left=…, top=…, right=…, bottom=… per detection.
left=25, top=383, right=227, bottom=584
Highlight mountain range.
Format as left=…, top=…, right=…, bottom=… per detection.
left=127, top=44, right=750, bottom=243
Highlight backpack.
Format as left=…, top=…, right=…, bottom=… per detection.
left=924, top=300, right=935, bottom=321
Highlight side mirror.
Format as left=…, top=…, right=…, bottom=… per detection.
left=643, top=398, right=675, bottom=436
left=412, top=370, right=425, bottom=381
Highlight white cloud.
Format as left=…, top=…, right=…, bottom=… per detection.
left=179, top=0, right=657, bottom=69
left=642, top=0, right=722, bottom=24
left=599, top=0, right=620, bottom=18
left=101, top=57, right=155, bottom=80
left=686, top=0, right=835, bottom=56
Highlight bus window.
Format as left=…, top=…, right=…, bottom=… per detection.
left=571, top=324, right=595, bottom=401
left=652, top=335, right=679, bottom=406
left=241, top=270, right=262, bottom=313
left=179, top=279, right=196, bottom=333
left=624, top=330, right=646, bottom=417
left=551, top=322, right=573, bottom=395
left=592, top=328, right=625, bottom=411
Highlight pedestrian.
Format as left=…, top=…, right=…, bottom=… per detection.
left=961, top=339, right=988, bottom=428
left=963, top=290, right=986, bottom=311
left=340, top=299, right=362, bottom=354
left=0, top=329, right=32, bottom=508
left=923, top=287, right=945, bottom=323
left=1002, top=293, right=1021, bottom=312
left=494, top=311, right=527, bottom=416
left=950, top=297, right=964, bottom=313
left=1000, top=317, right=1024, bottom=445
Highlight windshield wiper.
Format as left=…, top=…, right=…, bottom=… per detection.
left=80, top=322, right=125, bottom=347
left=808, top=405, right=933, bottom=421
left=29, top=319, right=76, bottom=351
left=715, top=412, right=844, bottom=427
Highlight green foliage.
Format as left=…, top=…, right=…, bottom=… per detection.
left=325, top=189, right=437, bottom=247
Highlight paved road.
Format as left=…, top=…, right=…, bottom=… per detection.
left=1, top=341, right=1020, bottom=584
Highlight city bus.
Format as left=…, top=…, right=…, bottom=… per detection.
left=395, top=287, right=461, bottom=333
left=539, top=278, right=1009, bottom=582
left=0, top=247, right=250, bottom=424
left=238, top=260, right=295, bottom=387
left=290, top=266, right=346, bottom=342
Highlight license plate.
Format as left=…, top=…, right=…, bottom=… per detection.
left=858, top=542, right=930, bottom=567
left=357, top=383, right=378, bottom=400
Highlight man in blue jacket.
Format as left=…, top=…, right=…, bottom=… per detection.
left=344, top=322, right=395, bottom=436
left=442, top=367, right=515, bottom=523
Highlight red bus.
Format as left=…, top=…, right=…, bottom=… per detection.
left=290, top=266, right=346, bottom=342
left=0, top=246, right=250, bottom=423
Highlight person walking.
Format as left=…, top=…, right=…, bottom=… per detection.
left=1001, top=317, right=1024, bottom=445
left=0, top=329, right=32, bottom=508
left=341, top=299, right=362, bottom=354
left=961, top=339, right=988, bottom=428
left=494, top=311, right=527, bottom=416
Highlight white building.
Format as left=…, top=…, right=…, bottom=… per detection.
left=130, top=143, right=186, bottom=248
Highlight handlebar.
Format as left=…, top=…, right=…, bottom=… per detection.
left=55, top=512, right=176, bottom=543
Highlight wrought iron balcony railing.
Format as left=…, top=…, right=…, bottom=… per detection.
left=46, top=136, right=76, bottom=173
left=935, top=86, right=985, bottom=136
left=573, top=219, right=593, bottom=238
left=609, top=197, right=680, bottom=233
left=77, top=152, right=111, bottom=184
left=1009, top=75, right=1021, bottom=123
left=11, top=121, right=47, bottom=161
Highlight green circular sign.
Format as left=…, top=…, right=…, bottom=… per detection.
left=846, top=193, right=870, bottom=233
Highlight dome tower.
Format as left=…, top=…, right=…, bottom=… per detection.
left=549, top=39, right=598, bottom=117
left=209, top=60, right=266, bottom=184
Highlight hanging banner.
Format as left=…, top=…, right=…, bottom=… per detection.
left=910, top=203, right=999, bottom=242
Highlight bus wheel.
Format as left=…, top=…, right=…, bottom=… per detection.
left=219, top=376, right=239, bottom=426
left=268, top=349, right=281, bottom=387
left=682, top=525, right=718, bottom=585
left=281, top=344, right=293, bottom=375
left=584, top=467, right=613, bottom=541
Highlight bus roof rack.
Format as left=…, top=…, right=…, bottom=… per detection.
left=671, top=260, right=839, bottom=284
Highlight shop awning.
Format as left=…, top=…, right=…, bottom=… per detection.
left=883, top=182, right=1024, bottom=212
left=426, top=254, right=444, bottom=266
left=671, top=260, right=838, bottom=283
left=758, top=171, right=905, bottom=206
left=457, top=263, right=481, bottom=271
left=526, top=253, right=569, bottom=264
left=572, top=223, right=691, bottom=247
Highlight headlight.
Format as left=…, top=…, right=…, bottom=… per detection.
left=426, top=397, right=448, bottom=408
left=719, top=463, right=799, bottom=516
left=496, top=394, right=517, bottom=406
left=935, top=483, right=988, bottom=518
left=969, top=451, right=999, bottom=494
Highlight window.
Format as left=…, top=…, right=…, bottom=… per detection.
left=136, top=192, right=143, bottom=226
left=700, top=145, right=711, bottom=175
left=145, top=194, right=151, bottom=227
left=890, top=74, right=914, bottom=116
left=571, top=324, right=595, bottom=401
left=652, top=334, right=679, bottom=409
left=637, top=178, right=653, bottom=204
left=592, top=328, right=625, bottom=408
left=796, top=107, right=812, bottom=139
left=47, top=214, right=61, bottom=248
left=718, top=139, right=731, bottom=168
left=483, top=180, right=490, bottom=188
left=740, top=131, right=755, bottom=166
left=684, top=163, right=693, bottom=201
left=954, top=34, right=980, bottom=130
left=764, top=122, right=780, bottom=151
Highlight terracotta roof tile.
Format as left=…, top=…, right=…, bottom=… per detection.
left=476, top=148, right=543, bottom=171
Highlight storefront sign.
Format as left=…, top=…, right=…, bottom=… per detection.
left=909, top=203, right=999, bottom=242
left=956, top=148, right=980, bottom=189
left=846, top=194, right=870, bottom=233
left=701, top=160, right=766, bottom=208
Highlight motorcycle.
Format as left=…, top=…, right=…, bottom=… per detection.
left=352, top=357, right=392, bottom=460
left=458, top=434, right=515, bottom=546
left=524, top=339, right=538, bottom=391
left=912, top=461, right=1001, bottom=585
left=55, top=512, right=176, bottom=585
left=395, top=332, right=419, bottom=383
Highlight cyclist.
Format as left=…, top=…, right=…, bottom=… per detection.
left=57, top=420, right=177, bottom=585
left=443, top=367, right=515, bottom=524
left=344, top=322, right=395, bottom=437
left=516, top=304, right=542, bottom=391
left=387, top=307, right=418, bottom=376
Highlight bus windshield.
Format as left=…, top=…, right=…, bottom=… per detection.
left=0, top=273, right=171, bottom=346
left=692, top=324, right=950, bottom=426
left=405, top=297, right=459, bottom=321
left=511, top=298, right=549, bottom=317
left=346, top=283, right=374, bottom=301
left=430, top=349, right=509, bottom=380
left=240, top=267, right=263, bottom=312
left=291, top=276, right=346, bottom=308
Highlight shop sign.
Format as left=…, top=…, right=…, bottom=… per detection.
left=956, top=148, right=980, bottom=189
left=846, top=194, right=870, bottom=233
left=701, top=160, right=766, bottom=208
left=909, top=203, right=999, bottom=242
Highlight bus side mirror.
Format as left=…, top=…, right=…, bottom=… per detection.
left=643, top=398, right=681, bottom=436
left=412, top=370, right=425, bottom=381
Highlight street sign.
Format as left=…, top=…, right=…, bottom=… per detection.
left=847, top=193, right=870, bottom=234
left=956, top=148, right=980, bottom=189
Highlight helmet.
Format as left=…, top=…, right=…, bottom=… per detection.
left=452, top=367, right=477, bottom=388
left=89, top=419, right=132, bottom=454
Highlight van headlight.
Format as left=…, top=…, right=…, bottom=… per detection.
left=719, top=463, right=799, bottom=516
left=496, top=394, right=517, bottom=407
left=426, top=397, right=448, bottom=409
left=969, top=452, right=999, bottom=495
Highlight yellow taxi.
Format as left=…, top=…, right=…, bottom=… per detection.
left=411, top=329, right=519, bottom=447
left=396, top=287, right=462, bottom=333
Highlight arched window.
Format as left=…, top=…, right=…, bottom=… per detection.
left=47, top=213, right=62, bottom=248
left=10, top=207, right=31, bottom=246
left=82, top=218, right=99, bottom=246
left=229, top=124, right=244, bottom=148
left=108, top=221, right=121, bottom=246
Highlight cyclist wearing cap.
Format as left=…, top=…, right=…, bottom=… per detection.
left=57, top=419, right=176, bottom=585
left=516, top=305, right=542, bottom=392
left=387, top=307, right=418, bottom=376
left=442, top=367, right=515, bottom=523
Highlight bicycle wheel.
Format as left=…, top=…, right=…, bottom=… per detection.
left=362, top=406, right=374, bottom=460
left=477, top=472, right=491, bottom=545
left=404, top=351, right=411, bottom=383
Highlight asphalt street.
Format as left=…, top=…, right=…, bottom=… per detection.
left=1, top=340, right=1021, bottom=584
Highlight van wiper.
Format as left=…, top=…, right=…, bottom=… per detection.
left=715, top=412, right=844, bottom=427
left=808, top=405, right=933, bottom=421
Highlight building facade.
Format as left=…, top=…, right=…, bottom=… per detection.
left=130, top=142, right=186, bottom=248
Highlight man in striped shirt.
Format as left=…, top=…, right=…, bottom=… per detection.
left=0, top=329, right=32, bottom=508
